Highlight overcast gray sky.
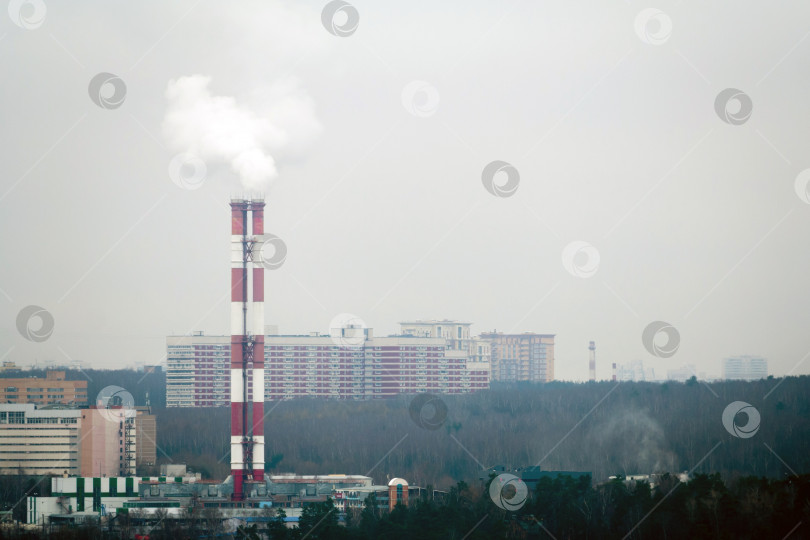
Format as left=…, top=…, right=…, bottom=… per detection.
left=2, top=1, right=809, bottom=381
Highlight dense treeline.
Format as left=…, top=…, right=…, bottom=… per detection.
left=155, top=377, right=810, bottom=486
left=0, top=368, right=166, bottom=409
left=2, top=368, right=808, bottom=487
left=2, top=474, right=809, bottom=539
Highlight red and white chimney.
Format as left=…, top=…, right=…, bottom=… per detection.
left=250, top=200, right=265, bottom=482
left=229, top=198, right=266, bottom=501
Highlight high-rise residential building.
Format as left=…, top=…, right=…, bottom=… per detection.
left=722, top=356, right=768, bottom=381
left=79, top=407, right=136, bottom=477
left=480, top=332, right=555, bottom=382
left=166, top=332, right=230, bottom=408
left=166, top=328, right=491, bottom=406
left=400, top=320, right=492, bottom=366
left=0, top=371, right=88, bottom=406
left=268, top=331, right=489, bottom=399
left=0, top=404, right=82, bottom=475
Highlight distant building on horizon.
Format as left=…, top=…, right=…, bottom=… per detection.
left=666, top=364, right=702, bottom=382
left=0, top=361, right=19, bottom=373
left=615, top=360, right=656, bottom=382
left=479, top=332, right=555, bottom=382
left=722, top=355, right=768, bottom=381
left=399, top=319, right=492, bottom=365
left=0, top=370, right=88, bottom=407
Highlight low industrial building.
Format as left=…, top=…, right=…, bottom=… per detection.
left=480, top=465, right=592, bottom=492
left=27, top=469, right=423, bottom=528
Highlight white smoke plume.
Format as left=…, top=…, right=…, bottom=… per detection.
left=162, top=75, right=321, bottom=190
left=589, top=408, right=677, bottom=474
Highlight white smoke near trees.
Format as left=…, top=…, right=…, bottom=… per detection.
left=162, top=74, right=321, bottom=190
left=589, top=408, right=677, bottom=474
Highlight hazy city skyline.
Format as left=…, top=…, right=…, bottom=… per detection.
left=2, top=1, right=810, bottom=381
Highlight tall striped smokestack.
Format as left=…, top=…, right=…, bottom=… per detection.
left=250, top=199, right=265, bottom=482
left=230, top=199, right=250, bottom=501
left=589, top=341, right=596, bottom=382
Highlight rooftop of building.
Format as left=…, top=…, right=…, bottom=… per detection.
left=0, top=369, right=87, bottom=382
left=0, top=403, right=82, bottom=416
left=479, top=331, right=556, bottom=338
left=399, top=320, right=472, bottom=325
left=267, top=474, right=372, bottom=483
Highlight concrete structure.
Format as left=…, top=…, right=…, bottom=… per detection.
left=167, top=330, right=490, bottom=405
left=1, top=360, right=19, bottom=372
left=27, top=473, right=420, bottom=526
left=27, top=476, right=139, bottom=524
left=666, top=364, right=702, bottom=382
left=135, top=409, right=156, bottom=469
left=0, top=371, right=87, bottom=406
left=0, top=404, right=82, bottom=475
left=615, top=360, right=656, bottom=382
left=401, top=319, right=491, bottom=365
left=229, top=198, right=266, bottom=500
left=722, top=355, right=768, bottom=381
left=480, top=465, right=591, bottom=493
left=589, top=341, right=596, bottom=382
left=265, top=474, right=372, bottom=511
left=166, top=332, right=230, bottom=407
left=387, top=477, right=408, bottom=510
left=480, top=332, right=555, bottom=382
left=79, top=407, right=136, bottom=477
left=267, top=332, right=489, bottom=399
left=160, top=463, right=193, bottom=477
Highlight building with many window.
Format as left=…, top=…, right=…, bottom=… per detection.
left=0, top=404, right=82, bottom=475
left=166, top=328, right=491, bottom=407
left=0, top=371, right=87, bottom=406
left=480, top=332, right=555, bottom=382
left=166, top=332, right=230, bottom=408
left=400, top=320, right=492, bottom=365
left=0, top=361, right=19, bottom=373
left=79, top=407, right=136, bottom=477
left=722, top=355, right=768, bottom=381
